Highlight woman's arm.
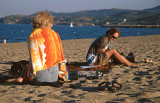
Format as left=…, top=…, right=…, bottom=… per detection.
left=95, top=36, right=108, bottom=54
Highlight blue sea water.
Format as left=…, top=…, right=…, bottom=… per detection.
left=0, top=24, right=160, bottom=43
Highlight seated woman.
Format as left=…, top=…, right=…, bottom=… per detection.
left=7, top=11, right=69, bottom=83
left=86, top=27, right=138, bottom=67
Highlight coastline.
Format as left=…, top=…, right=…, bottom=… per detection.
left=101, top=24, right=160, bottom=28
left=0, top=35, right=160, bottom=103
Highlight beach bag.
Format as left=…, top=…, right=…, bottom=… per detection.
left=11, top=60, right=29, bottom=76
left=111, top=52, right=135, bottom=65
left=126, top=53, right=135, bottom=62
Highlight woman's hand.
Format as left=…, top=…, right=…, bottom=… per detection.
left=101, top=49, right=105, bottom=53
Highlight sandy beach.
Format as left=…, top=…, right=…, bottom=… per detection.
left=0, top=35, right=160, bottom=103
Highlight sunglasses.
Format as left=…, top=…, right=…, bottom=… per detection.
left=112, top=35, right=118, bottom=39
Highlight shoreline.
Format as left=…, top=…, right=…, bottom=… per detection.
left=1, top=34, right=160, bottom=44
left=101, top=24, right=160, bottom=28
left=0, top=35, right=160, bottom=103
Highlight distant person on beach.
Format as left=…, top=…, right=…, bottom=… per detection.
left=3, top=38, right=6, bottom=43
left=86, top=27, right=138, bottom=67
left=7, top=11, right=69, bottom=83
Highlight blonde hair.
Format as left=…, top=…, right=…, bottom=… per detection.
left=32, top=10, right=54, bottom=28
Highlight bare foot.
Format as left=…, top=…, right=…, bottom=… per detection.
left=128, top=63, right=139, bottom=67
left=16, top=77, right=23, bottom=82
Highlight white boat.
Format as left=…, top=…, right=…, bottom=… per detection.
left=70, top=22, right=74, bottom=27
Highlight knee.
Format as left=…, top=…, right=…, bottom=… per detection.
left=110, top=49, right=117, bottom=53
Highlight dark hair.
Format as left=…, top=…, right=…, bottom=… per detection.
left=106, top=27, right=120, bottom=37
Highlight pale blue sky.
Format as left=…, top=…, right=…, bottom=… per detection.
left=0, top=0, right=159, bottom=17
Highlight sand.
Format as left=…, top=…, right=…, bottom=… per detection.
left=0, top=35, right=160, bottom=103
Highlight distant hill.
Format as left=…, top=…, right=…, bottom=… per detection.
left=48, top=9, right=132, bottom=17
left=0, top=5, right=159, bottom=25
left=48, top=5, right=159, bottom=17
left=0, top=15, right=33, bottom=24
left=143, top=5, right=160, bottom=13
left=104, top=11, right=159, bottom=25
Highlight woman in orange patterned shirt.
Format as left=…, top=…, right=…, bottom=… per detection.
left=7, top=11, right=69, bottom=83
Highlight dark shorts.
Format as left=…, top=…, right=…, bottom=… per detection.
left=33, top=66, right=59, bottom=83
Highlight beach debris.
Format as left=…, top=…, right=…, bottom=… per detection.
left=98, top=81, right=122, bottom=92
left=141, top=59, right=153, bottom=63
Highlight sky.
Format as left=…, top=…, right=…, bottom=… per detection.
left=0, top=0, right=159, bottom=18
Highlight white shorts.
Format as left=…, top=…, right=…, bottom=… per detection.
left=86, top=54, right=98, bottom=66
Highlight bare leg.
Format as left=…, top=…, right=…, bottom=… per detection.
left=6, top=77, right=23, bottom=83
left=106, top=49, right=138, bottom=66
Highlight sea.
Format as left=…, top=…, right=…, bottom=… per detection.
left=0, top=24, right=160, bottom=43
